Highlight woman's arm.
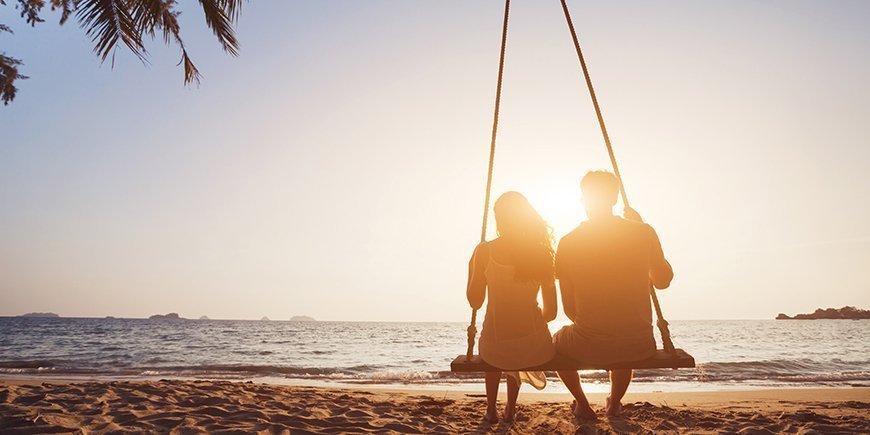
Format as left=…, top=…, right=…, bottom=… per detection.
left=541, top=278, right=558, bottom=322
left=466, top=243, right=488, bottom=310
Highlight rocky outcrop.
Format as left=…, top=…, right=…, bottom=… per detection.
left=776, top=306, right=869, bottom=320
left=149, top=313, right=182, bottom=320
left=289, top=315, right=316, bottom=322
left=18, top=312, right=59, bottom=318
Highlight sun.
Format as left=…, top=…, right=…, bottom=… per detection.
left=522, top=183, right=586, bottom=239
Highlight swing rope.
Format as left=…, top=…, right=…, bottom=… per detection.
left=466, top=0, right=511, bottom=362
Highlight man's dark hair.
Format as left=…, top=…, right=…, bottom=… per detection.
left=580, top=170, right=620, bottom=204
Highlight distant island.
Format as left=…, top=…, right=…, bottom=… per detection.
left=776, top=306, right=869, bottom=320
left=149, top=313, right=182, bottom=320
left=199, top=315, right=210, bottom=320
left=18, top=312, right=59, bottom=318
left=261, top=316, right=270, bottom=321
left=290, top=315, right=316, bottom=322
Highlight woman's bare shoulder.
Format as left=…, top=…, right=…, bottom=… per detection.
left=472, top=240, right=493, bottom=262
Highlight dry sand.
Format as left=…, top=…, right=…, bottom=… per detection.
left=0, top=379, right=867, bottom=434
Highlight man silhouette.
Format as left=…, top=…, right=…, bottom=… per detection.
left=553, top=171, right=673, bottom=419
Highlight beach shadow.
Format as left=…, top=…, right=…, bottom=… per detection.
left=605, top=416, right=644, bottom=433
left=572, top=420, right=608, bottom=435
left=568, top=414, right=645, bottom=435
left=470, top=418, right=517, bottom=434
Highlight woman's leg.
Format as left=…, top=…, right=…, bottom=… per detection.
left=484, top=371, right=501, bottom=423
left=504, top=374, right=520, bottom=421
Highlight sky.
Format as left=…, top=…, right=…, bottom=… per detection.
left=1, top=1, right=868, bottom=321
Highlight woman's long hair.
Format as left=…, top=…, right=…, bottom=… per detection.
left=493, top=191, right=555, bottom=283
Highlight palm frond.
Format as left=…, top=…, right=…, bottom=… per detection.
left=178, top=48, right=201, bottom=85
left=49, top=0, right=74, bottom=25
left=218, top=0, right=242, bottom=22
left=76, top=0, right=146, bottom=62
left=130, top=0, right=200, bottom=84
left=131, top=0, right=176, bottom=43
left=15, top=0, right=46, bottom=26
left=198, top=0, right=239, bottom=56
left=1, top=53, right=27, bottom=105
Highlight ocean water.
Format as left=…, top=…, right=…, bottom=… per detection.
left=0, top=318, right=867, bottom=392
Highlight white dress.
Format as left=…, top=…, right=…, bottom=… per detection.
left=478, top=256, right=555, bottom=389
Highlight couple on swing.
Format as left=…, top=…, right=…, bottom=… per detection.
left=466, top=170, right=674, bottom=422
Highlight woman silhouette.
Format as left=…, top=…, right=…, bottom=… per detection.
left=466, top=191, right=558, bottom=423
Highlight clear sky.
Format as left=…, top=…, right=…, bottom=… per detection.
left=1, top=1, right=868, bottom=321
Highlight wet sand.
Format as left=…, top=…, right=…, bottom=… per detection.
left=0, top=379, right=868, bottom=433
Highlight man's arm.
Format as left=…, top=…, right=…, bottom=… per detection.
left=554, top=239, right=577, bottom=321
left=648, top=226, right=674, bottom=289
left=558, top=277, right=577, bottom=322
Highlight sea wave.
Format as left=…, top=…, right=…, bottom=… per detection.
left=2, top=358, right=868, bottom=386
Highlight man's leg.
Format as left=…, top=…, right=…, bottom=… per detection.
left=556, top=370, right=597, bottom=420
left=607, top=369, right=632, bottom=416
left=484, top=371, right=501, bottom=423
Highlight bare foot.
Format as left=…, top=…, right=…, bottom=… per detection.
left=503, top=404, right=516, bottom=422
left=484, top=407, right=499, bottom=424
left=605, top=396, right=622, bottom=417
left=572, top=399, right=598, bottom=420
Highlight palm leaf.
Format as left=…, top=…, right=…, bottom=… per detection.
left=130, top=0, right=200, bottom=84
left=50, top=0, right=75, bottom=25
left=198, top=0, right=240, bottom=56
left=1, top=53, right=27, bottom=105
left=13, top=0, right=46, bottom=25
left=76, top=0, right=146, bottom=62
left=177, top=48, right=200, bottom=85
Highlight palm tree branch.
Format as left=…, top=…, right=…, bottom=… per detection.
left=198, top=0, right=239, bottom=56
left=130, top=0, right=200, bottom=84
left=76, top=0, right=146, bottom=62
left=1, top=53, right=27, bottom=105
left=50, top=0, right=74, bottom=25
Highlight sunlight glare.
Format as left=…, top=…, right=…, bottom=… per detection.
left=523, top=183, right=586, bottom=239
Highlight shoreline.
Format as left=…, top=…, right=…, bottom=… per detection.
left=1, top=378, right=867, bottom=433
left=2, top=376, right=869, bottom=403
left=3, top=373, right=867, bottom=395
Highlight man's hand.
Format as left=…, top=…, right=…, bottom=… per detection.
left=623, top=207, right=644, bottom=223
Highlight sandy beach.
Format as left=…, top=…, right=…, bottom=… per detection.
left=0, top=379, right=867, bottom=434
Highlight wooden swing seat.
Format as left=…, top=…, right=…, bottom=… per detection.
left=451, top=348, right=695, bottom=372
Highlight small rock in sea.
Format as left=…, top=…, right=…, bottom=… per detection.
left=149, top=313, right=182, bottom=320
left=776, top=306, right=869, bottom=320
left=18, top=312, right=60, bottom=318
